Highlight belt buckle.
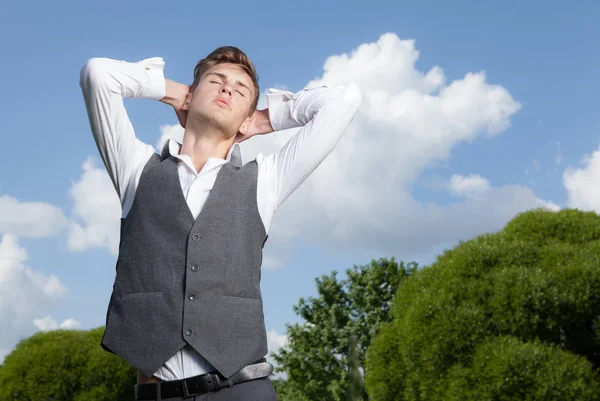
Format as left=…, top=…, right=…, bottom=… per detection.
left=181, top=374, right=213, bottom=398
left=181, top=379, right=192, bottom=398
left=181, top=380, right=196, bottom=398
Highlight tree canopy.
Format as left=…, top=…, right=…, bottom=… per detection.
left=273, top=258, right=417, bottom=401
left=0, top=327, right=135, bottom=401
left=365, top=209, right=600, bottom=401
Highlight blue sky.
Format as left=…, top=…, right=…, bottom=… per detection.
left=1, top=0, right=599, bottom=360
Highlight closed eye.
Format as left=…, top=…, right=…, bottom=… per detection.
left=236, top=90, right=245, bottom=97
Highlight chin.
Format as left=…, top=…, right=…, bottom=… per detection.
left=193, top=110, right=224, bottom=126
left=191, top=111, right=239, bottom=136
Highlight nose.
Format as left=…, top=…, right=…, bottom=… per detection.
left=221, top=86, right=232, bottom=96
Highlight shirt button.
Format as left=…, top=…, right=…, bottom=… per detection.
left=191, top=265, right=199, bottom=272
left=185, top=328, right=193, bottom=336
left=192, top=234, right=200, bottom=241
left=188, top=293, right=196, bottom=301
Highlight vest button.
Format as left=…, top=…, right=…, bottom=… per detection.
left=192, top=234, right=200, bottom=241
left=188, top=293, right=196, bottom=301
left=185, top=328, right=193, bottom=336
left=191, top=265, right=199, bottom=272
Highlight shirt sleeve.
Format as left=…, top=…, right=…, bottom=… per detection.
left=261, top=84, right=363, bottom=210
left=79, top=56, right=166, bottom=204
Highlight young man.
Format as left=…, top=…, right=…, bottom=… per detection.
left=79, top=46, right=362, bottom=400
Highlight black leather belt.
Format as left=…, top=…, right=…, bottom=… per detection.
left=135, top=359, right=274, bottom=400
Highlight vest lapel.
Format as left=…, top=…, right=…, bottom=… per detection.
left=163, top=156, right=195, bottom=224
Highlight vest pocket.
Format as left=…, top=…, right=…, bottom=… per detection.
left=116, top=292, right=167, bottom=332
left=108, top=291, right=168, bottom=342
left=191, top=293, right=267, bottom=361
left=104, top=291, right=176, bottom=369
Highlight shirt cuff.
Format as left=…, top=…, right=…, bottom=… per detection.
left=266, top=88, right=297, bottom=131
left=139, top=57, right=166, bottom=100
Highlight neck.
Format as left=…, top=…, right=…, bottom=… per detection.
left=180, top=121, right=236, bottom=173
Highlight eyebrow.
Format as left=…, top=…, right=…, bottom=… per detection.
left=206, top=72, right=252, bottom=94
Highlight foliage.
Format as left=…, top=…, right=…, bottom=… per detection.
left=365, top=208, right=600, bottom=401
left=0, top=327, right=136, bottom=401
left=443, top=336, right=600, bottom=401
left=273, top=258, right=417, bottom=401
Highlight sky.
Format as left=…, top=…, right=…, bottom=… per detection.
left=1, top=0, right=599, bottom=365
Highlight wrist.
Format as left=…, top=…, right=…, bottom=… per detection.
left=257, top=109, right=274, bottom=134
left=161, top=79, right=188, bottom=108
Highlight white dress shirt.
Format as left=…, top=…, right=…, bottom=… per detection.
left=79, top=56, right=362, bottom=381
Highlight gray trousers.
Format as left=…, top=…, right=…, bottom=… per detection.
left=149, top=378, right=279, bottom=401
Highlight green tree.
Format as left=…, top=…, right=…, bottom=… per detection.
left=365, top=209, right=600, bottom=401
left=272, top=258, right=417, bottom=401
left=0, top=327, right=136, bottom=401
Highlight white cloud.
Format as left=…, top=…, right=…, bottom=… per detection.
left=267, top=329, right=289, bottom=355
left=156, top=123, right=184, bottom=153
left=238, top=33, right=543, bottom=259
left=261, top=255, right=284, bottom=270
left=448, top=174, right=491, bottom=199
left=32, top=316, right=56, bottom=331
left=33, top=315, right=81, bottom=332
left=266, top=329, right=289, bottom=379
left=89, top=33, right=556, bottom=265
left=0, top=195, right=68, bottom=238
left=257, top=208, right=301, bottom=270
left=564, top=146, right=600, bottom=213
left=536, top=198, right=561, bottom=212
left=68, top=157, right=121, bottom=256
left=0, top=234, right=68, bottom=360
left=59, top=318, right=82, bottom=329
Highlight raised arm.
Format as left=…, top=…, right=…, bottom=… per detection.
left=262, top=84, right=363, bottom=210
left=79, top=57, right=166, bottom=204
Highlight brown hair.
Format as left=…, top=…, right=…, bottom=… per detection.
left=190, top=46, right=260, bottom=114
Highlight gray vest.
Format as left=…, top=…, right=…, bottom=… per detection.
left=101, top=153, right=268, bottom=378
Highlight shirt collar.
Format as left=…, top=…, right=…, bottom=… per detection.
left=160, top=138, right=243, bottom=168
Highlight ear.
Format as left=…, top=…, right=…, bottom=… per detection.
left=181, top=91, right=192, bottom=111
left=238, top=114, right=253, bottom=136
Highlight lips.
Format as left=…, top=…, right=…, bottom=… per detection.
left=215, top=98, right=231, bottom=109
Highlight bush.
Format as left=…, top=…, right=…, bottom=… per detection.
left=444, top=336, right=600, bottom=401
left=365, top=209, right=600, bottom=401
left=0, top=327, right=135, bottom=401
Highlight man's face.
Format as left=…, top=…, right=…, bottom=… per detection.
left=184, top=63, right=255, bottom=138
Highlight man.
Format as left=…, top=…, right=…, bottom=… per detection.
left=79, top=46, right=362, bottom=400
